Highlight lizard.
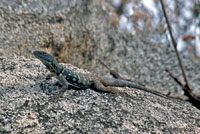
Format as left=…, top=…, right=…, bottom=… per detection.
left=33, top=50, right=169, bottom=99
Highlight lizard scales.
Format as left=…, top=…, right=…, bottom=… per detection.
left=33, top=50, right=169, bottom=98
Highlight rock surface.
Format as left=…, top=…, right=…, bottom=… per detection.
left=0, top=0, right=200, bottom=94
left=0, top=56, right=200, bottom=134
left=0, top=0, right=200, bottom=133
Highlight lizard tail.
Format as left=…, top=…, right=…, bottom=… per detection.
left=100, top=77, right=168, bottom=99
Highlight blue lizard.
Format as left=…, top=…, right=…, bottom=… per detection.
left=33, top=50, right=169, bottom=99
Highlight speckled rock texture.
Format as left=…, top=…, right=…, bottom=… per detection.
left=0, top=0, right=200, bottom=95
left=0, top=57, right=200, bottom=134
left=0, top=0, right=200, bottom=133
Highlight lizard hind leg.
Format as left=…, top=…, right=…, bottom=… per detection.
left=92, top=80, right=119, bottom=95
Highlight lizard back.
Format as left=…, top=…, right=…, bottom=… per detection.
left=59, top=64, right=98, bottom=89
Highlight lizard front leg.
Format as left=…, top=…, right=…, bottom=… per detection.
left=46, top=73, right=56, bottom=79
left=53, top=74, right=70, bottom=98
left=56, top=74, right=69, bottom=89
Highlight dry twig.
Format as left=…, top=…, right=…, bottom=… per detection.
left=160, top=0, right=200, bottom=109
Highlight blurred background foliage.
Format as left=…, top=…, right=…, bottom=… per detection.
left=101, top=0, right=200, bottom=59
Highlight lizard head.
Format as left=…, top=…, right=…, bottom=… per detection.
left=33, top=50, right=62, bottom=74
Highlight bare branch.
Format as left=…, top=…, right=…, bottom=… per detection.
left=160, top=0, right=190, bottom=88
